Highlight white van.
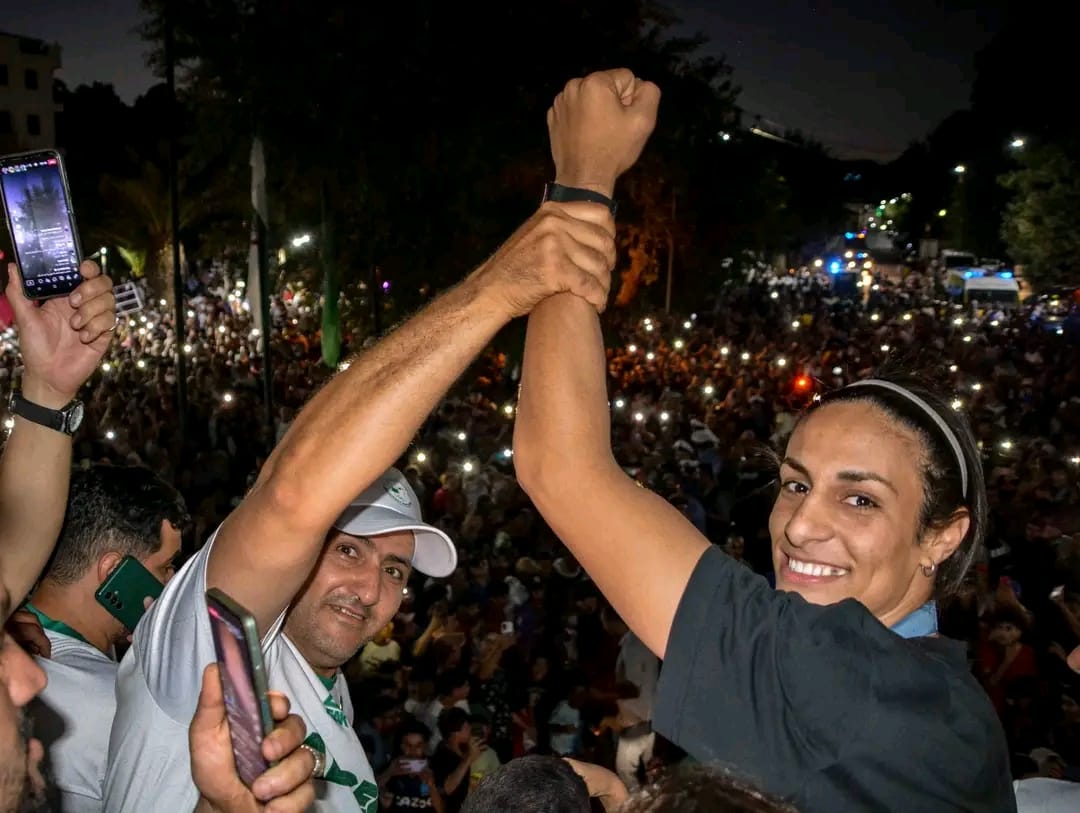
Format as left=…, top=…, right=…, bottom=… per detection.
left=964, top=275, right=1020, bottom=308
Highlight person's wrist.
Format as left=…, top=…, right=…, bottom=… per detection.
left=20, top=375, right=74, bottom=411
left=554, top=170, right=616, bottom=199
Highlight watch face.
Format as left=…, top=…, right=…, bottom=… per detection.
left=66, top=401, right=85, bottom=433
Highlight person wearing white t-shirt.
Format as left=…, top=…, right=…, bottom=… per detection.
left=358, top=623, right=402, bottom=675
left=103, top=201, right=618, bottom=813
left=25, top=464, right=187, bottom=813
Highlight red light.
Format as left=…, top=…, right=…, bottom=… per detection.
left=46, top=158, right=57, bottom=166
left=794, top=375, right=811, bottom=392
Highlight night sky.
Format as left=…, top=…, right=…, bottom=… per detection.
left=3, top=0, right=1006, bottom=160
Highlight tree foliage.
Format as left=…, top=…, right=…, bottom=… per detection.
left=1001, top=139, right=1080, bottom=289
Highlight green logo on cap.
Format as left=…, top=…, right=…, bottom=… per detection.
left=383, top=480, right=412, bottom=506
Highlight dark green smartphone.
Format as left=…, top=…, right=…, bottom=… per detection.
left=94, top=555, right=164, bottom=631
left=205, top=588, right=274, bottom=787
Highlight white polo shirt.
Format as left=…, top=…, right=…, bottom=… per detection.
left=30, top=622, right=117, bottom=813
left=103, top=534, right=379, bottom=811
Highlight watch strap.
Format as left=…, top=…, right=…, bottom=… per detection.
left=10, top=391, right=71, bottom=434
left=543, top=182, right=617, bottom=215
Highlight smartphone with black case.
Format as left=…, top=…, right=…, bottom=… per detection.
left=0, top=149, right=83, bottom=300
left=94, top=555, right=164, bottom=632
left=205, top=587, right=274, bottom=787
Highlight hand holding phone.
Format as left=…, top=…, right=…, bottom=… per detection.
left=95, top=556, right=164, bottom=632
left=206, top=588, right=274, bottom=787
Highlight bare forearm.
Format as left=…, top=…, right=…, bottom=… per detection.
left=0, top=377, right=73, bottom=613
left=264, top=276, right=505, bottom=529
left=515, top=293, right=706, bottom=657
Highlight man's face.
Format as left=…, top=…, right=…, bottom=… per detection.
left=141, top=520, right=183, bottom=585
left=284, top=530, right=414, bottom=673
left=0, top=631, right=47, bottom=811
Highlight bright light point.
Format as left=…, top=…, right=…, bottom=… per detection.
left=105, top=430, right=115, bottom=440
left=776, top=357, right=787, bottom=367
left=741, top=352, right=750, bottom=361
left=102, top=362, right=112, bottom=372
left=187, top=310, right=195, bottom=318
left=502, top=448, right=513, bottom=459
left=683, top=320, right=692, bottom=329
left=646, top=352, right=655, bottom=361
left=832, top=366, right=842, bottom=376
left=644, top=323, right=654, bottom=332
left=291, top=234, right=312, bottom=248
left=813, top=259, right=823, bottom=268
left=903, top=313, right=913, bottom=321
left=218, top=324, right=226, bottom=334
left=972, top=383, right=982, bottom=391
left=703, top=385, right=715, bottom=396
left=415, top=451, right=427, bottom=463
left=628, top=344, right=637, bottom=353
left=963, top=335, right=973, bottom=343
left=146, top=323, right=155, bottom=331
left=674, top=339, right=685, bottom=349
left=659, top=411, right=670, bottom=423
left=1000, top=440, right=1013, bottom=451
left=136, top=360, right=146, bottom=369
left=863, top=261, right=873, bottom=269
left=3, top=418, right=13, bottom=430
left=223, top=392, right=234, bottom=404
left=614, top=398, right=625, bottom=409
left=990, top=320, right=1000, bottom=327
left=845, top=251, right=854, bottom=259
left=1070, top=456, right=1080, bottom=465
left=953, top=164, right=966, bottom=174
left=720, top=346, right=730, bottom=356
left=791, top=321, right=800, bottom=329
left=951, top=399, right=963, bottom=411
left=250, top=328, right=260, bottom=338
left=938, top=209, right=947, bottom=217
left=1010, top=137, right=1025, bottom=148
left=870, top=313, right=880, bottom=322
left=770, top=291, right=779, bottom=300
left=503, top=403, right=515, bottom=416
left=633, top=412, right=645, bottom=423
left=338, top=361, right=350, bottom=372
left=159, top=299, right=166, bottom=306
left=953, top=317, right=964, bottom=326
left=949, top=364, right=958, bottom=373
left=457, top=431, right=467, bottom=441
left=462, top=461, right=474, bottom=473
left=880, top=344, right=890, bottom=352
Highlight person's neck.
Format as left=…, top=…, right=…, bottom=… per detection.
left=875, top=588, right=935, bottom=631
left=31, top=581, right=114, bottom=654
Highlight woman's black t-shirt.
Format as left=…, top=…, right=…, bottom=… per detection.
left=654, top=546, right=1016, bottom=812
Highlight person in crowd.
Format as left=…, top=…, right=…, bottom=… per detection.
left=358, top=622, right=402, bottom=676
left=459, top=755, right=592, bottom=813
left=431, top=707, right=486, bottom=813
left=602, top=606, right=659, bottom=792
left=421, top=670, right=471, bottom=751
left=514, top=69, right=1014, bottom=811
left=354, top=695, right=402, bottom=775
left=23, top=464, right=188, bottom=811
left=620, top=763, right=798, bottom=812
left=466, top=711, right=501, bottom=790
left=1, top=260, right=116, bottom=812
left=104, top=186, right=617, bottom=810
left=377, top=719, right=445, bottom=812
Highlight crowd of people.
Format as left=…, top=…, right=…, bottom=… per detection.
left=1, top=68, right=1079, bottom=812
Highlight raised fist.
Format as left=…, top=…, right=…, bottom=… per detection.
left=548, top=69, right=661, bottom=198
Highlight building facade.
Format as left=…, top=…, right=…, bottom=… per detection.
left=0, top=31, right=63, bottom=152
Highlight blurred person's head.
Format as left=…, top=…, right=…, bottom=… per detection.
left=988, top=607, right=1027, bottom=647
left=36, top=464, right=190, bottom=647
left=462, top=756, right=589, bottom=813
left=397, top=719, right=432, bottom=759
left=770, top=373, right=985, bottom=627
left=625, top=763, right=798, bottom=812
left=437, top=706, right=471, bottom=750
left=435, top=669, right=470, bottom=703
left=285, top=469, right=456, bottom=678
left=0, top=631, right=48, bottom=811
left=725, top=535, right=746, bottom=560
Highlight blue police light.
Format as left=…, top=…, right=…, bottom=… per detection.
left=844, top=232, right=855, bottom=240
left=829, top=261, right=841, bottom=275
left=963, top=271, right=974, bottom=279
left=999, top=271, right=1013, bottom=279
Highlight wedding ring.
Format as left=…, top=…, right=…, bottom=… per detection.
left=299, top=744, right=325, bottom=778
left=106, top=315, right=120, bottom=333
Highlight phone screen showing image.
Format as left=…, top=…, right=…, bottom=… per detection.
left=0, top=151, right=82, bottom=299
left=207, top=599, right=270, bottom=786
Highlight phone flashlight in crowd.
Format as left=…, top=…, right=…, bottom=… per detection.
left=105, top=430, right=116, bottom=440
left=1050, top=586, right=1065, bottom=601
left=501, top=621, right=514, bottom=635
left=222, top=392, right=235, bottom=405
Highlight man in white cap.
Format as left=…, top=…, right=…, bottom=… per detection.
left=103, top=171, right=618, bottom=811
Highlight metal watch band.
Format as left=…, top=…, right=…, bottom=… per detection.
left=543, top=182, right=617, bottom=215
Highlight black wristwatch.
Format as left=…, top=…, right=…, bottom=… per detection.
left=8, top=390, right=84, bottom=436
left=543, top=182, right=617, bottom=216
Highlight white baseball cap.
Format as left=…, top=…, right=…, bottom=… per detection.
left=331, top=468, right=457, bottom=578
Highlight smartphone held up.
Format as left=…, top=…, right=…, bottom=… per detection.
left=0, top=149, right=84, bottom=300
left=205, top=588, right=275, bottom=788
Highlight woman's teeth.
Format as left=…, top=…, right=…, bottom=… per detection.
left=788, top=557, right=848, bottom=577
